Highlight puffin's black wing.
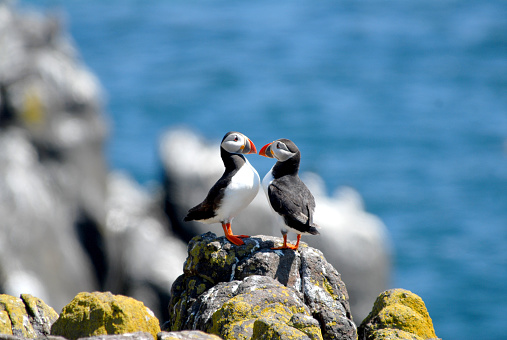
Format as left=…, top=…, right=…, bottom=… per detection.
left=184, top=175, right=230, bottom=221
left=268, top=176, right=319, bottom=234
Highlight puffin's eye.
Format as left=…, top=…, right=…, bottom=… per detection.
left=234, top=136, right=239, bottom=142
left=276, top=143, right=281, bottom=149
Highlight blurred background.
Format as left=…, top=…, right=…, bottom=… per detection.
left=2, top=0, right=507, bottom=339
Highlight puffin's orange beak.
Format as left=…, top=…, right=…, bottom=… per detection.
left=259, top=142, right=274, bottom=158
left=242, top=137, right=257, bottom=154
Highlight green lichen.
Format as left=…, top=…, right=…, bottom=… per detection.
left=221, top=318, right=256, bottom=340
left=20, top=294, right=58, bottom=336
left=196, top=283, right=207, bottom=295
left=289, top=315, right=322, bottom=340
left=359, top=289, right=437, bottom=340
left=258, top=306, right=291, bottom=324
left=21, top=89, right=44, bottom=126
left=369, top=329, right=423, bottom=340
left=252, top=318, right=308, bottom=340
left=169, top=298, right=186, bottom=331
left=322, top=277, right=339, bottom=301
left=211, top=298, right=255, bottom=334
left=0, top=294, right=37, bottom=338
left=0, top=306, right=13, bottom=335
left=51, top=292, right=160, bottom=340
left=169, top=275, right=216, bottom=331
left=207, top=287, right=322, bottom=340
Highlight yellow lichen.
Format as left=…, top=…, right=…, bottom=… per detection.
left=0, top=307, right=13, bottom=335
left=196, top=284, right=207, bottom=295
left=51, top=292, right=160, bottom=340
left=252, top=317, right=308, bottom=340
left=21, top=88, right=44, bottom=126
left=322, top=278, right=338, bottom=300
left=360, top=289, right=437, bottom=340
left=0, top=294, right=37, bottom=338
left=371, top=328, right=424, bottom=340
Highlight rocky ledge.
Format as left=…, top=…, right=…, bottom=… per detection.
left=168, top=232, right=356, bottom=340
left=1, top=233, right=439, bottom=340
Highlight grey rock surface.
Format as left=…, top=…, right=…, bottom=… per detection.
left=158, top=331, right=222, bottom=340
left=77, top=333, right=155, bottom=340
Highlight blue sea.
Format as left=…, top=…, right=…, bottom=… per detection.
left=21, top=1, right=507, bottom=339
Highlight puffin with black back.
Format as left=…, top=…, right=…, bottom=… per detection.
left=259, top=138, right=320, bottom=250
left=184, top=131, right=260, bottom=246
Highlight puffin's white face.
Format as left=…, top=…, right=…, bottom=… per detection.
left=221, top=132, right=256, bottom=154
left=270, top=140, right=296, bottom=161
left=259, top=139, right=299, bottom=162
left=268, top=140, right=296, bottom=162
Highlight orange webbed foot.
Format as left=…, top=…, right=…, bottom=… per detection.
left=271, top=243, right=298, bottom=250
left=225, top=234, right=246, bottom=246
left=271, top=234, right=300, bottom=250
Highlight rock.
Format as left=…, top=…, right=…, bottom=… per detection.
left=0, top=293, right=58, bottom=337
left=0, top=3, right=108, bottom=310
left=77, top=332, right=155, bottom=340
left=358, top=289, right=438, bottom=340
left=158, top=330, right=222, bottom=340
left=193, top=276, right=321, bottom=340
left=159, top=128, right=390, bottom=322
left=168, top=232, right=357, bottom=340
left=0, top=336, right=65, bottom=340
left=50, top=292, right=161, bottom=340
left=104, top=173, right=187, bottom=321
left=18, top=294, right=59, bottom=336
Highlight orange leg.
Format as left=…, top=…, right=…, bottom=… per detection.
left=222, top=222, right=249, bottom=246
left=272, top=234, right=300, bottom=250
left=226, top=223, right=250, bottom=239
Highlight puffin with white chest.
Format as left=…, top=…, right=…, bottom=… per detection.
left=184, top=131, right=260, bottom=246
left=259, top=138, right=319, bottom=250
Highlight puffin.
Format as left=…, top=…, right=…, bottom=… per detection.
left=184, top=131, right=260, bottom=246
left=259, top=138, right=319, bottom=250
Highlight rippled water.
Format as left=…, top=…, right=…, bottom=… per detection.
left=20, top=1, right=507, bottom=338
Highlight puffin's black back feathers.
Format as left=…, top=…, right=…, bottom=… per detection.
left=266, top=138, right=319, bottom=235
left=268, top=175, right=319, bottom=235
left=184, top=149, right=247, bottom=222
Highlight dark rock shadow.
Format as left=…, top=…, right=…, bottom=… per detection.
left=273, top=249, right=297, bottom=287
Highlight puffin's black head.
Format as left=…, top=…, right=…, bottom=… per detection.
left=220, top=131, right=257, bottom=155
left=259, top=138, right=300, bottom=161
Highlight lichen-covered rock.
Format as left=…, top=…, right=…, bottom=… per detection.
left=19, top=294, right=59, bottom=336
left=358, top=289, right=438, bottom=340
left=168, top=232, right=356, bottom=340
left=50, top=292, right=161, bottom=340
left=199, top=276, right=319, bottom=339
left=158, top=330, right=223, bottom=340
left=0, top=294, right=58, bottom=338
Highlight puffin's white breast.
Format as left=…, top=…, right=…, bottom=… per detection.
left=217, top=158, right=260, bottom=221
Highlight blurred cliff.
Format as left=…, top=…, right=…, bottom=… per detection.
left=0, top=3, right=390, bottom=323
left=0, top=3, right=187, bottom=320
left=0, top=3, right=107, bottom=308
